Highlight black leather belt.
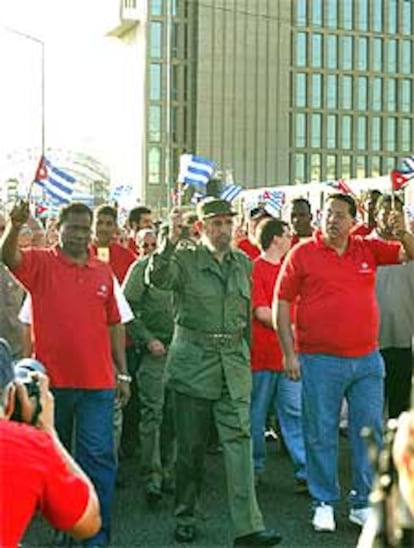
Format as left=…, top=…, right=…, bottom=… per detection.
left=175, top=325, right=243, bottom=346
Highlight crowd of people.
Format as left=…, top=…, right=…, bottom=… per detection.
left=1, top=187, right=414, bottom=547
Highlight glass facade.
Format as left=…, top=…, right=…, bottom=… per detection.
left=291, top=0, right=414, bottom=183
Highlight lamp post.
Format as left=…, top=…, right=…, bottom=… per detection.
left=1, top=25, right=45, bottom=156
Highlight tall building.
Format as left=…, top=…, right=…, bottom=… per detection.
left=108, top=0, right=414, bottom=207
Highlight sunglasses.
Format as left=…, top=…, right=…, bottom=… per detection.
left=142, top=242, right=156, bottom=249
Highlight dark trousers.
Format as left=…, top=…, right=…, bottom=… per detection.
left=381, top=347, right=413, bottom=419
left=120, top=346, right=141, bottom=457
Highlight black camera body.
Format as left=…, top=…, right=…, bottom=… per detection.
left=11, top=358, right=45, bottom=423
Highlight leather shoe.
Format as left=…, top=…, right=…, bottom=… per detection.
left=234, top=529, right=282, bottom=546
left=174, top=525, right=196, bottom=543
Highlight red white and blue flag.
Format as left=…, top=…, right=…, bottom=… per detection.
left=390, top=156, right=414, bottom=191
left=35, top=156, right=76, bottom=204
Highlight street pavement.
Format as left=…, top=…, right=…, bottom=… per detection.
left=25, top=437, right=362, bottom=547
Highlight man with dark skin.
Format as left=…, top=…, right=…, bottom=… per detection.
left=290, top=198, right=313, bottom=243
left=1, top=201, right=130, bottom=546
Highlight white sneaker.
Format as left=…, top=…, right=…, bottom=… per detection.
left=312, top=503, right=336, bottom=532
left=349, top=507, right=371, bottom=527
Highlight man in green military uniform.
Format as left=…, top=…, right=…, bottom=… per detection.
left=147, top=198, right=282, bottom=546
left=122, top=244, right=175, bottom=506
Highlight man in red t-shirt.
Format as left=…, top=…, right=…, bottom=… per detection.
left=237, top=207, right=270, bottom=260
left=276, top=193, right=414, bottom=533
left=0, top=340, right=101, bottom=546
left=250, top=218, right=306, bottom=492
left=1, top=201, right=131, bottom=546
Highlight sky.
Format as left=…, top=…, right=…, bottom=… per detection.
left=0, top=0, right=127, bottom=185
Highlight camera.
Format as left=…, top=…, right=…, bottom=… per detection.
left=11, top=358, right=45, bottom=424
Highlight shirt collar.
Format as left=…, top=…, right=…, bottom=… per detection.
left=55, top=246, right=99, bottom=268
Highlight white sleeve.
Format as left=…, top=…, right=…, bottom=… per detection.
left=113, top=276, right=134, bottom=324
left=18, top=293, right=32, bottom=325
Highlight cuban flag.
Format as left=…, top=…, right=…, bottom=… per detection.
left=220, top=183, right=243, bottom=202
left=391, top=155, right=414, bottom=191
left=34, top=156, right=76, bottom=204
left=326, top=178, right=354, bottom=194
left=178, top=154, right=215, bottom=187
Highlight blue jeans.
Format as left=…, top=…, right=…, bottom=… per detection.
left=299, top=351, right=384, bottom=508
left=53, top=388, right=117, bottom=546
left=250, top=370, right=306, bottom=480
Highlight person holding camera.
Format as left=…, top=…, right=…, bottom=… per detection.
left=0, top=339, right=101, bottom=546
left=0, top=201, right=130, bottom=546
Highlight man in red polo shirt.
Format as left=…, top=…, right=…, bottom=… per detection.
left=276, top=193, right=414, bottom=533
left=1, top=201, right=131, bottom=547
left=289, top=198, right=314, bottom=246
left=237, top=206, right=270, bottom=260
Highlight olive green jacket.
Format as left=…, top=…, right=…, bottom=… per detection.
left=146, top=238, right=252, bottom=400
left=122, top=256, right=174, bottom=348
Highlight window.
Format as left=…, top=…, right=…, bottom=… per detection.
left=372, top=77, right=382, bottom=111
left=311, top=74, right=322, bottom=108
left=401, top=119, right=411, bottom=152
left=343, top=1, right=353, bottom=30
left=327, top=154, right=337, bottom=179
left=149, top=64, right=161, bottom=100
left=326, top=0, right=337, bottom=28
left=150, top=22, right=162, bottom=58
left=342, top=115, right=352, bottom=149
left=402, top=1, right=412, bottom=35
left=372, top=117, right=381, bottom=151
left=327, top=115, right=336, bottom=148
left=326, top=35, right=337, bottom=69
left=149, top=105, right=161, bottom=141
left=387, top=40, right=397, bottom=73
left=312, top=34, right=322, bottom=68
left=326, top=75, right=337, bottom=108
left=150, top=0, right=162, bottom=16
left=371, top=156, right=381, bottom=177
left=171, top=0, right=177, bottom=16
left=311, top=114, right=322, bottom=147
left=385, top=118, right=396, bottom=152
left=356, top=156, right=366, bottom=178
left=310, top=154, right=321, bottom=181
left=372, top=0, right=383, bottom=32
left=312, top=0, right=323, bottom=27
left=296, top=73, right=307, bottom=107
left=401, top=79, right=412, bottom=112
left=297, top=0, right=307, bottom=26
left=296, top=113, right=306, bottom=147
left=388, top=0, right=397, bottom=33
left=372, top=38, right=382, bottom=72
left=297, top=33, right=307, bottom=67
left=294, top=153, right=306, bottom=184
left=148, top=147, right=161, bottom=184
left=357, top=37, right=368, bottom=70
left=341, top=76, right=352, bottom=109
left=342, top=155, right=351, bottom=178
left=357, top=77, right=367, bottom=110
left=342, top=36, right=353, bottom=70
left=357, top=117, right=367, bottom=150
left=401, top=41, right=411, bottom=75
left=358, top=0, right=368, bottom=31
left=386, top=79, right=396, bottom=112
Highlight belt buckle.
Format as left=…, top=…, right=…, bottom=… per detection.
left=211, top=333, right=229, bottom=345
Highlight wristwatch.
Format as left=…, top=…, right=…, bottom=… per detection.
left=117, top=373, right=132, bottom=383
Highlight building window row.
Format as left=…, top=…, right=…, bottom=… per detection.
left=292, top=152, right=399, bottom=184
left=294, top=73, right=412, bottom=113
left=293, top=113, right=413, bottom=153
left=296, top=32, right=413, bottom=74
left=295, top=0, right=411, bottom=35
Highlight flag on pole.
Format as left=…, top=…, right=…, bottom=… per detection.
left=178, top=154, right=215, bottom=187
left=390, top=156, right=414, bottom=191
left=35, top=156, right=76, bottom=204
left=258, top=189, right=285, bottom=217
left=220, top=183, right=243, bottom=202
left=326, top=178, right=354, bottom=194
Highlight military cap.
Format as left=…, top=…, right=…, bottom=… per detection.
left=197, top=197, right=237, bottom=220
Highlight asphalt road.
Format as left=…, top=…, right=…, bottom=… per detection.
left=24, top=436, right=362, bottom=547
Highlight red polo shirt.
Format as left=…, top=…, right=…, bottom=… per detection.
left=237, top=238, right=260, bottom=260
left=251, top=257, right=283, bottom=371
left=90, top=242, right=136, bottom=283
left=351, top=223, right=373, bottom=236
left=276, top=231, right=401, bottom=357
left=11, top=247, right=121, bottom=389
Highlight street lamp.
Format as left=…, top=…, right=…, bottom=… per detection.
left=1, top=25, right=45, bottom=156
